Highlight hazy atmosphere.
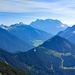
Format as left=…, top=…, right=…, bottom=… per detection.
left=0, top=0, right=75, bottom=26
left=1, top=0, right=75, bottom=75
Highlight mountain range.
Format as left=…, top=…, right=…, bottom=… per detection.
left=4, top=22, right=52, bottom=47
left=58, top=25, right=75, bottom=44
left=0, top=23, right=53, bottom=52
left=0, top=19, right=75, bottom=75
left=0, top=35, right=75, bottom=75
left=0, top=27, right=33, bottom=53
left=30, top=19, right=68, bottom=34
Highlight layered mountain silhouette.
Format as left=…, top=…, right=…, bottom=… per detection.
left=7, top=22, right=52, bottom=47
left=30, top=19, right=68, bottom=34
left=42, top=35, right=75, bottom=53
left=0, top=36, right=75, bottom=75
left=58, top=25, right=75, bottom=44
left=0, top=27, right=33, bottom=53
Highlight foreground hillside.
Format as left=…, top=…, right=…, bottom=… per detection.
left=0, top=36, right=75, bottom=75
left=0, top=61, right=29, bottom=75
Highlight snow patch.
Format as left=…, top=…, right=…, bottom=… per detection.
left=34, top=49, right=36, bottom=52
left=35, top=29, right=41, bottom=35
left=72, top=31, right=75, bottom=34
left=57, top=24, right=66, bottom=28
left=0, top=24, right=8, bottom=30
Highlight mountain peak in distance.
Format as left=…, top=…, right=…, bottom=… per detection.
left=30, top=19, right=68, bottom=34
left=58, top=25, right=75, bottom=44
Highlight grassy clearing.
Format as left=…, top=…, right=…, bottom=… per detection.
left=46, top=50, right=71, bottom=58
left=0, top=73, right=3, bottom=75
left=46, top=50, right=75, bottom=70
left=32, top=40, right=43, bottom=47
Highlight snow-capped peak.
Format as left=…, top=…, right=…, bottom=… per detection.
left=0, top=24, right=8, bottom=30
left=72, top=31, right=75, bottom=34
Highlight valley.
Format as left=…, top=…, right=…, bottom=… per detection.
left=0, top=19, right=75, bottom=75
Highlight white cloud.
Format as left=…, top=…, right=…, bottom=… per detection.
left=0, top=0, right=75, bottom=14
left=0, top=0, right=73, bottom=13
left=0, top=0, right=75, bottom=17
left=0, top=0, right=75, bottom=25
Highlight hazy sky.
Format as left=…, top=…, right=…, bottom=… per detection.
left=0, top=0, right=75, bottom=26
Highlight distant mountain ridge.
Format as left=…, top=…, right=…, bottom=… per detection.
left=0, top=22, right=53, bottom=52
left=58, top=25, right=75, bottom=44
left=0, top=35, right=75, bottom=75
left=6, top=22, right=53, bottom=47
left=30, top=19, right=68, bottom=34
left=0, top=27, right=33, bottom=53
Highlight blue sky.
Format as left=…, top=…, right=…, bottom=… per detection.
left=0, top=0, right=75, bottom=26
